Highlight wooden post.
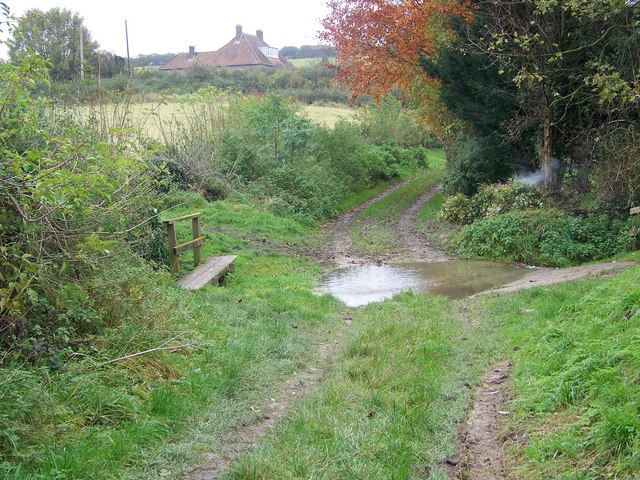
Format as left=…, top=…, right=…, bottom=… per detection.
left=167, top=222, right=179, bottom=275
left=630, top=206, right=640, bottom=216
left=192, top=216, right=201, bottom=267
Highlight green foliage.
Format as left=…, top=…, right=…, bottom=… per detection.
left=259, top=164, right=347, bottom=223
left=161, top=91, right=429, bottom=221
left=358, top=95, right=438, bottom=147
left=454, top=209, right=630, bottom=266
left=441, top=181, right=550, bottom=225
left=433, top=0, right=639, bottom=201
left=442, top=133, right=520, bottom=196
left=0, top=190, right=343, bottom=478
left=0, top=58, right=164, bottom=359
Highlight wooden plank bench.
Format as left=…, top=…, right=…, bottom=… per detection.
left=163, top=212, right=236, bottom=289
left=178, top=255, right=237, bottom=289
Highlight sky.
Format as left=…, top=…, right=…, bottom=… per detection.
left=3, top=0, right=330, bottom=58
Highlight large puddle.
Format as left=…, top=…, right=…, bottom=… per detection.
left=321, top=261, right=529, bottom=307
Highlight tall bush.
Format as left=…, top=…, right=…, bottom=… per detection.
left=0, top=58, right=164, bottom=358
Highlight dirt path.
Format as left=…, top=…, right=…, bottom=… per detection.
left=187, top=179, right=434, bottom=479
left=325, top=177, right=416, bottom=267
left=475, top=261, right=635, bottom=297
left=187, top=336, right=342, bottom=479
left=323, top=178, right=446, bottom=266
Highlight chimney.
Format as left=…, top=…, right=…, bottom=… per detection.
left=236, top=24, right=242, bottom=40
left=256, top=29, right=263, bottom=42
left=188, top=46, right=195, bottom=58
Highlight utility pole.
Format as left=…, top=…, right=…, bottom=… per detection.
left=79, top=28, right=84, bottom=80
left=125, top=20, right=131, bottom=78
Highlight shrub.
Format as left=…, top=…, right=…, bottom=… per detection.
left=258, top=163, right=348, bottom=223
left=440, top=181, right=550, bottom=225
left=358, top=96, right=439, bottom=147
left=443, top=133, right=516, bottom=195
left=454, top=209, right=631, bottom=266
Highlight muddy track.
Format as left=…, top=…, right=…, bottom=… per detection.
left=443, top=361, right=512, bottom=480
left=324, top=178, right=447, bottom=266
left=325, top=177, right=417, bottom=267
left=186, top=179, right=635, bottom=479
left=187, top=179, right=441, bottom=479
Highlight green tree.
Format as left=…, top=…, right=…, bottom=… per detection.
left=422, top=12, right=534, bottom=194
left=9, top=8, right=99, bottom=81
left=475, top=0, right=640, bottom=190
left=279, top=46, right=300, bottom=59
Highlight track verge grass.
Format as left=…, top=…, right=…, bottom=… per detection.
left=226, top=293, right=478, bottom=479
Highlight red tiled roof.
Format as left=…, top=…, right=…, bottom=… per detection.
left=161, top=27, right=294, bottom=71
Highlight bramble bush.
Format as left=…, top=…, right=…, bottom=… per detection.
left=0, top=58, right=166, bottom=361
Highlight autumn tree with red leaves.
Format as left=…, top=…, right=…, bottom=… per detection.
left=320, top=0, right=471, bottom=99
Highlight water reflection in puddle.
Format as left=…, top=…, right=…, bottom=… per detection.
left=321, top=261, right=528, bottom=307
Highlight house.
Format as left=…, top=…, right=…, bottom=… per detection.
left=161, top=25, right=294, bottom=71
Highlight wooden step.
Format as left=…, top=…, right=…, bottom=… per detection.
left=178, top=255, right=237, bottom=290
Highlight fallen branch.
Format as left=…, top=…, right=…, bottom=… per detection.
left=99, top=331, right=194, bottom=365
left=99, top=343, right=194, bottom=365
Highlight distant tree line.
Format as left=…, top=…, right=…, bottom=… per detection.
left=279, top=45, right=335, bottom=60
left=131, top=52, right=177, bottom=68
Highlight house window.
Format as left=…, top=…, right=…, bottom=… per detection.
left=259, top=47, right=279, bottom=59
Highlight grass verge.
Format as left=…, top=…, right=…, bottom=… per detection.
left=476, top=264, right=640, bottom=479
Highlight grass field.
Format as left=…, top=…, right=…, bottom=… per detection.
left=289, top=57, right=336, bottom=68
left=302, top=103, right=358, bottom=126
left=80, top=98, right=357, bottom=139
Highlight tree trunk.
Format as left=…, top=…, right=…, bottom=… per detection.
left=540, top=109, right=555, bottom=191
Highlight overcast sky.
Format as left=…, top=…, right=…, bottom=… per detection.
left=3, top=0, right=330, bottom=58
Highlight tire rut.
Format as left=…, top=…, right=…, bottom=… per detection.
left=187, top=338, right=341, bottom=480
left=443, top=361, right=512, bottom=480
left=324, top=178, right=447, bottom=266
left=395, top=182, right=448, bottom=263
left=327, top=176, right=417, bottom=267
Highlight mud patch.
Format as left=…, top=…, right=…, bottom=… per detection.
left=443, top=360, right=512, bottom=480
left=476, top=261, right=635, bottom=296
